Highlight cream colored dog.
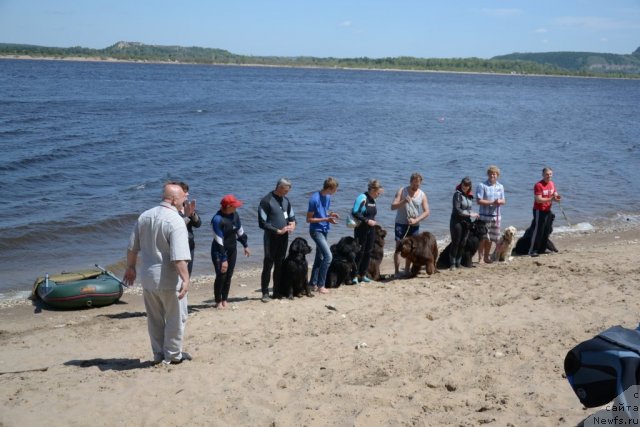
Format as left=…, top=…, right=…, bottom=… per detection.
left=492, top=226, right=517, bottom=262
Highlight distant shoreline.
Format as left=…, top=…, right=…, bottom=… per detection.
left=0, top=54, right=630, bottom=80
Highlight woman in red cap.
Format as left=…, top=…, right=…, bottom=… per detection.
left=210, top=194, right=251, bottom=309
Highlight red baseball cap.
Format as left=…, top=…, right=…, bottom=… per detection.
left=220, top=194, right=243, bottom=208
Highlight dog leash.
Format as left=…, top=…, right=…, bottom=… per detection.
left=557, top=202, right=571, bottom=227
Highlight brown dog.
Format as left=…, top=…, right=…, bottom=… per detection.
left=399, top=231, right=438, bottom=277
left=492, top=225, right=517, bottom=262
left=367, top=225, right=386, bottom=280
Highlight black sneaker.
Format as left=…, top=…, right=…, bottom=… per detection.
left=261, top=294, right=272, bottom=303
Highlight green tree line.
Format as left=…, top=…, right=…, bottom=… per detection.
left=1, top=42, right=638, bottom=78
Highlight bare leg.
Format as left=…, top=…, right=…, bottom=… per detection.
left=482, top=240, right=493, bottom=263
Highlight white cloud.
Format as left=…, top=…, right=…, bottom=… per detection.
left=553, top=16, right=638, bottom=30
left=534, top=28, right=548, bottom=33
left=340, top=21, right=352, bottom=27
left=481, top=8, right=523, bottom=17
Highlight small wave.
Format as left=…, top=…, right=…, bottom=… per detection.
left=0, top=213, right=138, bottom=251
left=0, top=143, right=87, bottom=172
left=553, top=222, right=595, bottom=234
left=610, top=213, right=640, bottom=225
left=0, top=290, right=33, bottom=307
left=0, top=128, right=34, bottom=137
left=586, top=212, right=640, bottom=233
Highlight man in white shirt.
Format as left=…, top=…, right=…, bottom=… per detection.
left=124, top=182, right=192, bottom=365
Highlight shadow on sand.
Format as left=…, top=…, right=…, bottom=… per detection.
left=64, top=358, right=156, bottom=371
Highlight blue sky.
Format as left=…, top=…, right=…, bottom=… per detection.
left=0, top=0, right=638, bottom=58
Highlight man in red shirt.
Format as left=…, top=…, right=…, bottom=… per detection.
left=528, top=167, right=562, bottom=256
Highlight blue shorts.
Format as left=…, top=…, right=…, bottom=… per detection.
left=395, top=223, right=420, bottom=241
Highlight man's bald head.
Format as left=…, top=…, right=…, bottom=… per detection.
left=163, top=182, right=186, bottom=209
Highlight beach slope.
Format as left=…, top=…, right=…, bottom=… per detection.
left=1, top=228, right=639, bottom=426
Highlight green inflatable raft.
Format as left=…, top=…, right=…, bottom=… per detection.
left=31, top=268, right=124, bottom=309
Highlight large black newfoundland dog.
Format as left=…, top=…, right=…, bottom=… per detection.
left=437, top=219, right=487, bottom=269
left=514, top=212, right=558, bottom=255
left=398, top=231, right=439, bottom=277
left=273, top=237, right=314, bottom=299
left=325, top=236, right=361, bottom=288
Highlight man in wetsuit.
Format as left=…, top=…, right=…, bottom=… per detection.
left=258, top=178, right=296, bottom=302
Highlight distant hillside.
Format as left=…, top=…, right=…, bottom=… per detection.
left=103, top=41, right=236, bottom=62
left=492, top=49, right=640, bottom=75
left=1, top=41, right=639, bottom=78
left=0, top=41, right=237, bottom=63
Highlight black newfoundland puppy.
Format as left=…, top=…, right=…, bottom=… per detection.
left=367, top=225, right=387, bottom=281
left=325, top=236, right=361, bottom=288
left=437, top=219, right=488, bottom=269
left=273, top=237, right=313, bottom=299
left=398, top=231, right=439, bottom=277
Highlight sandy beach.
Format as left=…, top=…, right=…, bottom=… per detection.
left=1, top=226, right=639, bottom=426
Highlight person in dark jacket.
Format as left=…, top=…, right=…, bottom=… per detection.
left=258, top=178, right=296, bottom=302
left=352, top=179, right=384, bottom=284
left=210, top=194, right=250, bottom=309
left=176, top=182, right=201, bottom=276
left=449, top=177, right=479, bottom=270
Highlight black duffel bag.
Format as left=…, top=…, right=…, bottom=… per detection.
left=565, top=325, right=640, bottom=409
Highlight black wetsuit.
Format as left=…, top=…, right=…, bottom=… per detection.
left=211, top=210, right=248, bottom=304
left=179, top=210, right=202, bottom=276
left=352, top=192, right=377, bottom=278
left=258, top=191, right=296, bottom=297
left=449, top=188, right=474, bottom=267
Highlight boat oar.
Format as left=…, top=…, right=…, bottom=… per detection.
left=95, top=264, right=129, bottom=288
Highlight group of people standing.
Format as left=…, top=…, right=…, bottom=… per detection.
left=448, top=165, right=561, bottom=269
left=448, top=166, right=506, bottom=269
left=123, top=167, right=560, bottom=365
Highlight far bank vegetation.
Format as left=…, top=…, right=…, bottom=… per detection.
left=2, top=41, right=639, bottom=78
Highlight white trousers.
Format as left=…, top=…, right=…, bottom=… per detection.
left=142, top=289, right=188, bottom=362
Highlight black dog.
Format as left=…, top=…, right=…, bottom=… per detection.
left=514, top=212, right=558, bottom=255
left=325, top=236, right=361, bottom=288
left=273, top=237, right=313, bottom=299
left=437, top=219, right=487, bottom=269
left=367, top=225, right=386, bottom=281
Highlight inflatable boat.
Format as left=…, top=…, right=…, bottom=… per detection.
left=31, top=267, right=124, bottom=309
